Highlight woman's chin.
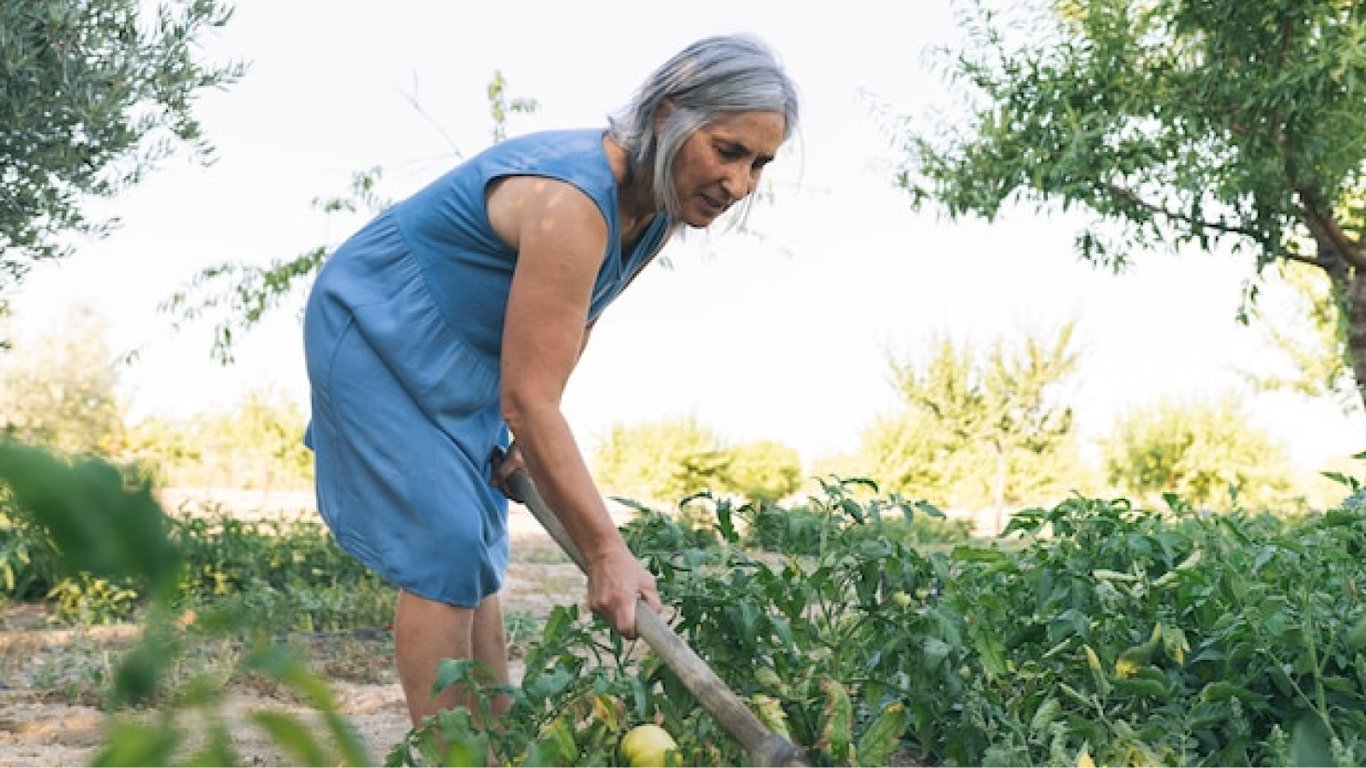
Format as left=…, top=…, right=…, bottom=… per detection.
left=684, top=209, right=724, bottom=228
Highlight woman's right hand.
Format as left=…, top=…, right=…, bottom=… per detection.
left=585, top=544, right=663, bottom=639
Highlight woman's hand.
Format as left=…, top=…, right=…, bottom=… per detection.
left=586, top=545, right=663, bottom=639
left=489, top=444, right=526, bottom=501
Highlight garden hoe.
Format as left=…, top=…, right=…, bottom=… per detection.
left=504, top=466, right=808, bottom=768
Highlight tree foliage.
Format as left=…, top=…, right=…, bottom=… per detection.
left=1100, top=396, right=1298, bottom=510
left=592, top=418, right=728, bottom=504
left=902, top=0, right=1366, bottom=414
left=0, top=304, right=125, bottom=456
left=0, top=0, right=244, bottom=307
left=720, top=439, right=803, bottom=502
left=591, top=419, right=803, bottom=504
left=160, top=167, right=387, bottom=364
left=859, top=322, right=1085, bottom=513
left=125, top=386, right=313, bottom=490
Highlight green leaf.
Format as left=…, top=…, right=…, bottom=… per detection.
left=525, top=669, right=574, bottom=702
left=432, top=658, right=479, bottom=699
left=923, top=637, right=954, bottom=669
left=818, top=677, right=854, bottom=762
left=1198, top=681, right=1268, bottom=705
left=968, top=621, right=1008, bottom=679
left=1348, top=615, right=1366, bottom=649
left=91, top=720, right=181, bottom=767
left=0, top=441, right=183, bottom=595
left=1290, top=716, right=1333, bottom=767
left=432, top=708, right=488, bottom=767
left=950, top=545, right=1009, bottom=563
left=111, top=639, right=168, bottom=707
left=1112, top=675, right=1168, bottom=698
left=521, top=739, right=570, bottom=767
left=856, top=700, right=909, bottom=767
left=249, top=710, right=332, bottom=766
left=1029, top=697, right=1061, bottom=732
left=322, top=710, right=375, bottom=767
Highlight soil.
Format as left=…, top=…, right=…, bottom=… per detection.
left=0, top=500, right=597, bottom=767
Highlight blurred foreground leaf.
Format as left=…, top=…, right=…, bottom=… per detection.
left=0, top=441, right=183, bottom=597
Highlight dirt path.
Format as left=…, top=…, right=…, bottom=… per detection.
left=0, top=506, right=597, bottom=767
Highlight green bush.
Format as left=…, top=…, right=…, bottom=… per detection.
left=592, top=418, right=805, bottom=503
left=413, top=472, right=1366, bottom=767
left=1101, top=396, right=1300, bottom=510
left=170, top=508, right=393, bottom=635
left=0, top=447, right=389, bottom=632
left=0, top=440, right=377, bottom=766
left=7, top=436, right=1366, bottom=767
left=740, top=482, right=970, bottom=554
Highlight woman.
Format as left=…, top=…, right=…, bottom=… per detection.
left=302, top=33, right=799, bottom=728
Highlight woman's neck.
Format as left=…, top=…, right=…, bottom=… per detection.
left=604, top=135, right=659, bottom=241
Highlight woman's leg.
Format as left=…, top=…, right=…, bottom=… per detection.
left=471, top=592, right=511, bottom=718
left=394, top=589, right=511, bottom=727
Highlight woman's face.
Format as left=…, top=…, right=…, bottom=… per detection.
left=672, top=110, right=786, bottom=227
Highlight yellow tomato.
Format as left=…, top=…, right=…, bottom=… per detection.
left=620, top=724, right=679, bottom=767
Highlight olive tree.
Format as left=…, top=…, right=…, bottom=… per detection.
left=0, top=304, right=125, bottom=456
left=592, top=418, right=731, bottom=504
left=859, top=322, right=1084, bottom=523
left=1, top=0, right=244, bottom=308
left=1101, top=396, right=1298, bottom=510
left=592, top=419, right=804, bottom=504
left=901, top=0, right=1366, bottom=415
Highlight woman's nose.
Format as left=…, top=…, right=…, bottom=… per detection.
left=721, top=165, right=754, bottom=201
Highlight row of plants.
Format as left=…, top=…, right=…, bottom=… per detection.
left=2, top=439, right=1364, bottom=765
left=1, top=453, right=396, bottom=628
left=405, top=472, right=1365, bottom=766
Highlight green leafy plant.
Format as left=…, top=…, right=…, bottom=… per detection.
left=0, top=440, right=376, bottom=766
left=8, top=435, right=1366, bottom=766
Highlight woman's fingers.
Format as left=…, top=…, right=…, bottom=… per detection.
left=489, top=443, right=526, bottom=500
left=587, top=550, right=660, bottom=639
left=639, top=580, right=663, bottom=614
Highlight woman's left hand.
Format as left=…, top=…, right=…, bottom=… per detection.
left=490, top=443, right=526, bottom=501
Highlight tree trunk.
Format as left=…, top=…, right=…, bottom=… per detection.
left=1310, top=238, right=1366, bottom=417
left=1347, top=266, right=1366, bottom=415
left=992, top=438, right=1006, bottom=534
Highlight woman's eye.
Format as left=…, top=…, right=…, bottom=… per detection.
left=717, top=145, right=744, bottom=160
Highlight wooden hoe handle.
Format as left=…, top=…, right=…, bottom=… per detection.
left=505, top=469, right=807, bottom=767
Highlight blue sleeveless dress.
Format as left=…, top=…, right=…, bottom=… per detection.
left=302, top=129, right=671, bottom=607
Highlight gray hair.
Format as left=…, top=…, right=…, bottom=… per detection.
left=607, top=34, right=800, bottom=223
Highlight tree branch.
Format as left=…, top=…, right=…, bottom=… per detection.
left=1294, top=187, right=1366, bottom=270
left=1282, top=250, right=1333, bottom=271
left=1104, top=183, right=1260, bottom=239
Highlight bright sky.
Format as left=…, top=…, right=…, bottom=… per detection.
left=12, top=0, right=1362, bottom=471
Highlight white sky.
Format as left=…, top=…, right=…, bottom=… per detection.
left=11, top=0, right=1363, bottom=471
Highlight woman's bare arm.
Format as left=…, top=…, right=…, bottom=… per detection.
left=488, top=176, right=661, bottom=636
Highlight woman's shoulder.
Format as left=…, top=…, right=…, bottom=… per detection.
left=474, top=127, right=616, bottom=208
left=395, top=128, right=616, bottom=235
left=476, top=128, right=608, bottom=170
